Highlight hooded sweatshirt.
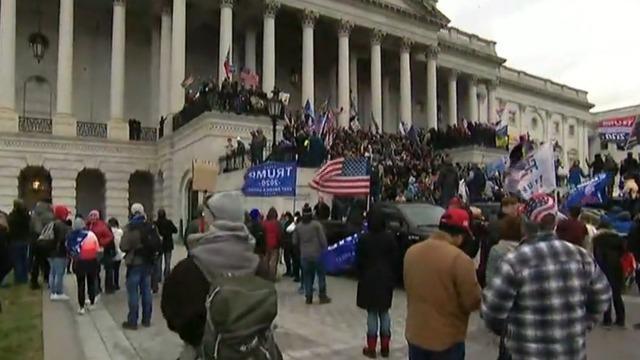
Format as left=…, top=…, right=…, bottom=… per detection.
left=485, top=240, right=519, bottom=284
left=86, top=210, right=113, bottom=248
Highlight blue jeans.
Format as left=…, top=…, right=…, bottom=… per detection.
left=10, top=242, right=29, bottom=284
left=367, top=310, right=391, bottom=337
left=301, top=258, right=326, bottom=299
left=48, top=257, right=66, bottom=295
left=408, top=342, right=465, bottom=360
left=126, top=265, right=152, bottom=325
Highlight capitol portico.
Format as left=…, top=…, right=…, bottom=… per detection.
left=0, top=0, right=596, bottom=227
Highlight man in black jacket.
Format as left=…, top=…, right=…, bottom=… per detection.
left=436, top=156, right=459, bottom=208
left=628, top=216, right=640, bottom=330
left=154, top=209, right=177, bottom=291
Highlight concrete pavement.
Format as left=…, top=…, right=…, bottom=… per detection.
left=43, top=246, right=640, bottom=359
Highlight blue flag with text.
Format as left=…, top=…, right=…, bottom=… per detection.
left=242, top=162, right=297, bottom=197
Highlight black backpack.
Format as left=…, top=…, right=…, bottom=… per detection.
left=132, top=222, right=162, bottom=262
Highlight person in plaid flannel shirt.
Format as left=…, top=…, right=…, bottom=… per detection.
left=481, top=193, right=611, bottom=360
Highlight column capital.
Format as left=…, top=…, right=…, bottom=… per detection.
left=400, top=38, right=414, bottom=53
left=264, top=0, right=280, bottom=18
left=469, top=75, right=479, bottom=85
left=220, top=0, right=234, bottom=9
left=114, top=0, right=126, bottom=5
left=337, top=19, right=354, bottom=37
left=448, top=69, right=458, bottom=81
left=485, top=79, right=498, bottom=90
left=426, top=46, right=439, bottom=60
left=370, top=29, right=386, bottom=46
left=302, top=9, right=319, bottom=28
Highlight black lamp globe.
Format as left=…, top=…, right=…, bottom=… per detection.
left=28, top=32, right=49, bottom=63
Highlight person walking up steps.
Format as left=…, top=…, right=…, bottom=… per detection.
left=66, top=218, right=99, bottom=315
left=120, top=203, right=161, bottom=330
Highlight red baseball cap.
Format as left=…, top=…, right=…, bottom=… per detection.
left=439, top=208, right=472, bottom=234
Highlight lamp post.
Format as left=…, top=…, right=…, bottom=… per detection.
left=267, top=97, right=283, bottom=151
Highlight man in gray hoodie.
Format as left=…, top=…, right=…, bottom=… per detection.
left=161, top=192, right=264, bottom=360
left=293, top=204, right=331, bottom=305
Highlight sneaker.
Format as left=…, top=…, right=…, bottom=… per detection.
left=57, top=294, right=70, bottom=301
left=88, top=302, right=96, bottom=311
left=319, top=296, right=332, bottom=305
left=305, top=297, right=313, bottom=305
left=122, top=322, right=138, bottom=330
left=50, top=293, right=59, bottom=301
left=94, top=294, right=101, bottom=303
left=77, top=307, right=86, bottom=315
left=85, top=299, right=91, bottom=306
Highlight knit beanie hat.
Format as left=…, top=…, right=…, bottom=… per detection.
left=130, top=203, right=145, bottom=216
left=53, top=205, right=70, bottom=222
left=523, top=193, right=557, bottom=224
left=72, top=217, right=86, bottom=231
left=204, top=192, right=245, bottom=223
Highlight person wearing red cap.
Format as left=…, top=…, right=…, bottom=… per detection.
left=404, top=207, right=481, bottom=359
left=47, top=205, right=71, bottom=301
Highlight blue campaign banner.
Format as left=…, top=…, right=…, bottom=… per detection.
left=563, top=173, right=609, bottom=210
left=321, top=233, right=359, bottom=274
left=242, top=162, right=297, bottom=197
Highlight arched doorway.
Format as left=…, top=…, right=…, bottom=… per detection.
left=129, top=171, right=154, bottom=218
left=76, top=169, right=106, bottom=219
left=18, top=166, right=52, bottom=210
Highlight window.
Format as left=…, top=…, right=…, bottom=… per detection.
left=569, top=125, right=575, bottom=137
left=531, top=117, right=538, bottom=129
left=554, top=122, right=560, bottom=134
left=600, top=141, right=609, bottom=151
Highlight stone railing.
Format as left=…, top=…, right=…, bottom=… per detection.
left=77, top=121, right=108, bottom=138
left=140, top=127, right=158, bottom=142
left=439, top=27, right=497, bottom=53
left=18, top=116, right=52, bottom=134
left=499, top=66, right=590, bottom=103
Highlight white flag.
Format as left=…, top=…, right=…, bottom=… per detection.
left=505, top=143, right=557, bottom=199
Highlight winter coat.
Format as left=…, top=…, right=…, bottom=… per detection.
left=485, top=240, right=519, bottom=285
left=156, top=217, right=178, bottom=252
left=314, top=202, right=331, bottom=220
left=437, top=163, right=459, bottom=207
left=628, top=221, right=640, bottom=262
left=86, top=219, right=114, bottom=248
left=592, top=230, right=626, bottom=288
left=356, top=212, right=398, bottom=311
left=292, top=219, right=327, bottom=260
left=48, top=220, right=71, bottom=258
left=161, top=220, right=263, bottom=347
left=31, top=202, right=54, bottom=238
left=248, top=220, right=266, bottom=255
left=120, top=215, right=150, bottom=266
left=262, top=220, right=281, bottom=250
left=0, top=220, right=11, bottom=281
left=8, top=207, right=31, bottom=243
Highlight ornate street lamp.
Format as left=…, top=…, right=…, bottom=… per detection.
left=28, top=3, right=49, bottom=63
left=268, top=97, right=283, bottom=151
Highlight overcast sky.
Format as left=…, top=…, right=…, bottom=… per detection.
left=438, top=0, right=640, bottom=112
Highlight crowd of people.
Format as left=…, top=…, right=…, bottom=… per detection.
left=0, top=200, right=177, bottom=329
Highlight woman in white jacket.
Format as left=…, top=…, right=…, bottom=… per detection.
left=108, top=218, right=124, bottom=291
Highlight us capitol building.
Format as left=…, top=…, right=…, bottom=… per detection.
left=0, top=0, right=606, bottom=226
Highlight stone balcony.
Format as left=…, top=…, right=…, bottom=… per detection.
left=16, top=116, right=158, bottom=142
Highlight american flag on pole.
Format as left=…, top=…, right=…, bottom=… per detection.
left=223, top=47, right=234, bottom=80
left=310, top=157, right=370, bottom=196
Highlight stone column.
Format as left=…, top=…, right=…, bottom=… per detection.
left=218, top=0, right=234, bottom=85
left=426, top=46, right=438, bottom=130
left=108, top=0, right=128, bottom=140
left=244, top=28, right=256, bottom=73
left=370, top=30, right=384, bottom=131
left=301, top=10, right=318, bottom=107
left=170, top=0, right=186, bottom=115
left=50, top=168, right=78, bottom=215
left=487, top=80, right=497, bottom=125
left=159, top=5, right=172, bottom=119
left=561, top=115, right=569, bottom=166
left=262, top=1, right=279, bottom=94
left=518, top=104, right=527, bottom=135
left=337, top=20, right=353, bottom=127
left=350, top=51, right=358, bottom=113
left=447, top=70, right=458, bottom=126
left=382, top=75, right=391, bottom=132
left=53, top=0, right=76, bottom=136
left=0, top=0, right=17, bottom=131
left=543, top=110, right=552, bottom=143
left=467, top=76, right=478, bottom=123
left=104, top=168, right=131, bottom=225
left=399, top=38, right=413, bottom=127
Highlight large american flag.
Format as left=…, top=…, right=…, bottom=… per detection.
left=309, top=157, right=370, bottom=196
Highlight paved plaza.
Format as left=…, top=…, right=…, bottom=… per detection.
left=42, top=246, right=640, bottom=360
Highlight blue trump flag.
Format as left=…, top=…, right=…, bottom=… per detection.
left=242, top=162, right=297, bottom=197
left=563, top=173, right=609, bottom=210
